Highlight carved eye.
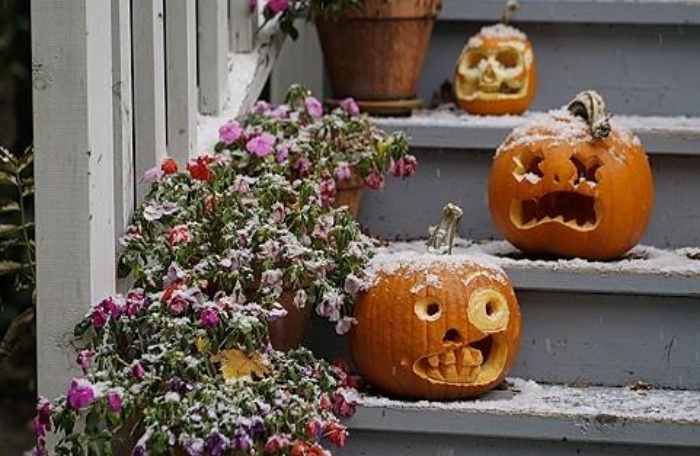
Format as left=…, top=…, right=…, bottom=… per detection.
left=467, top=52, right=486, bottom=69
left=468, top=288, right=509, bottom=333
left=513, top=150, right=544, bottom=178
left=571, top=154, right=602, bottom=183
left=496, top=50, right=520, bottom=68
left=415, top=299, right=442, bottom=322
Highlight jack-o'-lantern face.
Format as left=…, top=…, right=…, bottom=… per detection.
left=350, top=259, right=521, bottom=400
left=488, top=92, right=654, bottom=260
left=455, top=24, right=536, bottom=115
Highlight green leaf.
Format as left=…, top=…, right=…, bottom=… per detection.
left=0, top=260, right=24, bottom=276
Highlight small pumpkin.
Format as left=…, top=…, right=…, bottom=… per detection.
left=350, top=204, right=521, bottom=400
left=454, top=21, right=536, bottom=116
left=488, top=90, right=654, bottom=260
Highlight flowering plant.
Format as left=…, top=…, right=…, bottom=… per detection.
left=261, top=0, right=362, bottom=40
left=215, top=84, right=416, bottom=194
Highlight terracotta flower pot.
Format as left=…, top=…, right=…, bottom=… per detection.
left=332, top=173, right=365, bottom=218
left=267, top=289, right=313, bottom=352
left=316, top=0, right=442, bottom=115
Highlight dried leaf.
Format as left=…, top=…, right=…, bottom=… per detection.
left=18, top=150, right=34, bottom=173
left=0, top=200, right=20, bottom=214
left=0, top=260, right=25, bottom=276
left=195, top=337, right=210, bottom=354
left=0, top=170, right=18, bottom=186
left=0, top=223, right=33, bottom=238
left=210, top=349, right=269, bottom=382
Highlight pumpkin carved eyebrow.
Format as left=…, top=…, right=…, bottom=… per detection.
left=571, top=153, right=601, bottom=183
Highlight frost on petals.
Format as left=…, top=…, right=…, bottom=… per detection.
left=339, top=97, right=360, bottom=116
left=219, top=120, right=243, bottom=144
left=304, top=96, right=323, bottom=118
left=246, top=133, right=276, bottom=157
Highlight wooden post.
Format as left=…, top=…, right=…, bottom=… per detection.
left=198, top=0, right=230, bottom=115
left=230, top=0, right=257, bottom=53
left=132, top=0, right=167, bottom=199
left=165, top=0, right=198, bottom=161
left=32, top=1, right=116, bottom=399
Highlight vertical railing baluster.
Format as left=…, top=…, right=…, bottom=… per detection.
left=230, top=0, right=257, bottom=53
left=198, top=0, right=230, bottom=115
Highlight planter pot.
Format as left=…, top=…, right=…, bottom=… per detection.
left=267, top=289, right=313, bottom=352
left=316, top=0, right=442, bottom=115
left=332, top=174, right=364, bottom=218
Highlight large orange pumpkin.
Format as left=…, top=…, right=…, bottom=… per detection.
left=454, top=23, right=536, bottom=115
left=488, top=90, right=654, bottom=260
left=350, top=205, right=521, bottom=400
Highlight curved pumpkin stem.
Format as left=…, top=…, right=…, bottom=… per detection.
left=501, top=0, right=520, bottom=24
left=428, top=203, right=463, bottom=255
left=567, top=90, right=612, bottom=139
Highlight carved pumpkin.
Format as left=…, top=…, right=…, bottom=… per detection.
left=488, top=91, right=654, bottom=260
left=454, top=23, right=536, bottom=115
left=350, top=205, right=521, bottom=400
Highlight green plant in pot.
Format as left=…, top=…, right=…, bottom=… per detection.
left=263, top=0, right=442, bottom=115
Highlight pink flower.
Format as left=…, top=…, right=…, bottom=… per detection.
left=66, top=379, right=95, bottom=410
left=34, top=397, right=52, bottom=437
left=271, top=104, right=290, bottom=120
left=131, top=361, right=146, bottom=380
left=276, top=145, right=289, bottom=163
left=339, top=97, right=360, bottom=116
left=219, top=120, right=243, bottom=144
left=107, top=390, right=122, bottom=413
left=267, top=0, right=289, bottom=14
left=76, top=350, right=96, bottom=374
left=233, top=176, right=252, bottom=194
left=90, top=308, right=108, bottom=329
left=294, top=157, right=311, bottom=176
left=334, top=162, right=352, bottom=181
left=319, top=394, right=331, bottom=411
left=365, top=169, right=384, bottom=189
left=305, top=96, right=323, bottom=118
left=246, top=133, right=276, bottom=157
left=319, top=177, right=336, bottom=203
left=304, top=417, right=325, bottom=441
left=138, top=166, right=164, bottom=184
left=168, top=294, right=189, bottom=315
left=334, top=316, right=357, bottom=335
left=390, top=155, right=418, bottom=178
left=252, top=100, right=271, bottom=114
left=265, top=434, right=291, bottom=453
left=333, top=388, right=358, bottom=417
left=167, top=224, right=190, bottom=246
left=200, top=307, right=220, bottom=328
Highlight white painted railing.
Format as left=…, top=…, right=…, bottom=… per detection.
left=31, top=0, right=284, bottom=400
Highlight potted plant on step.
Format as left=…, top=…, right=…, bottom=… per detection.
left=263, top=0, right=442, bottom=115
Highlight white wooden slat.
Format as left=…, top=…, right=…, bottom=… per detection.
left=198, top=0, right=229, bottom=115
left=112, top=0, right=134, bottom=237
left=132, top=0, right=167, bottom=200
left=230, top=0, right=257, bottom=53
left=165, top=0, right=197, bottom=161
left=32, top=0, right=116, bottom=399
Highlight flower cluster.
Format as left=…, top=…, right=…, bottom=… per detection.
left=259, top=0, right=363, bottom=40
left=214, top=84, right=416, bottom=194
left=35, top=86, right=416, bottom=455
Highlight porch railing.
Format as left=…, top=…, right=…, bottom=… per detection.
left=31, top=0, right=284, bottom=399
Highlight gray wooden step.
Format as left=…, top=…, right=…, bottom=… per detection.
left=337, top=378, right=700, bottom=456
left=439, top=0, right=700, bottom=25
left=373, top=111, right=700, bottom=155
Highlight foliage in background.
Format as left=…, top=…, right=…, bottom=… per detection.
left=0, top=145, right=35, bottom=359
left=260, top=0, right=362, bottom=40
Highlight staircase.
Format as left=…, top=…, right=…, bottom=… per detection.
left=307, top=0, right=700, bottom=454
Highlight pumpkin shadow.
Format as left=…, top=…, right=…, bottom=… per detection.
left=495, top=250, right=650, bottom=263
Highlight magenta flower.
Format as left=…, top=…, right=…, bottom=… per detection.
left=90, top=308, right=108, bottom=329
left=267, top=0, right=289, bottom=14
left=168, top=294, right=189, bottom=315
left=200, top=307, right=220, bottom=328
left=34, top=396, right=52, bottom=438
left=365, top=168, right=384, bottom=189
left=305, top=96, right=323, bottom=118
left=246, top=133, right=276, bottom=157
left=333, top=387, right=358, bottom=417
left=218, top=120, right=243, bottom=144
left=340, top=97, right=360, bottom=116
left=319, top=177, right=336, bottom=203
left=334, top=162, right=352, bottom=181
left=294, top=157, right=311, bottom=176
left=107, top=390, right=122, bottom=413
left=131, top=361, right=146, bottom=380
left=252, top=100, right=271, bottom=114
left=76, top=350, right=96, bottom=374
left=66, top=379, right=95, bottom=410
left=276, top=145, right=289, bottom=163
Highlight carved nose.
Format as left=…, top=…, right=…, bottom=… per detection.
left=482, top=65, right=497, bottom=82
left=442, top=328, right=464, bottom=345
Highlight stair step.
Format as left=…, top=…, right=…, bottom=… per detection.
left=373, top=111, right=700, bottom=155
left=439, top=0, right=700, bottom=25
left=338, top=378, right=700, bottom=455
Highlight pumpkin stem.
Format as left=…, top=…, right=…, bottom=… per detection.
left=567, top=90, right=612, bottom=139
left=501, top=0, right=520, bottom=24
left=428, top=203, right=463, bottom=255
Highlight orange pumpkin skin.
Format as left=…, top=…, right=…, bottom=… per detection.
left=350, top=258, right=520, bottom=400
left=454, top=25, right=537, bottom=116
left=488, top=110, right=654, bottom=260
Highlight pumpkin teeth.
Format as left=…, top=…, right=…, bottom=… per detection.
left=416, top=345, right=485, bottom=384
left=510, top=192, right=599, bottom=231
left=441, top=351, right=456, bottom=365
left=427, top=355, right=440, bottom=367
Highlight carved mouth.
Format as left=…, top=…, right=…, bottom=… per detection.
left=510, top=192, right=599, bottom=231
left=414, top=336, right=505, bottom=385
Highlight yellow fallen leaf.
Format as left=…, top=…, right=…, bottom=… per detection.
left=195, top=337, right=210, bottom=354
left=211, top=349, right=268, bottom=382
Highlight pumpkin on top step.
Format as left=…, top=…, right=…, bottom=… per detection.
left=488, top=90, right=654, bottom=260
left=350, top=204, right=521, bottom=400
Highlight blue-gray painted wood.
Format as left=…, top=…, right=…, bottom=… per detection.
left=358, top=149, right=700, bottom=249
left=421, top=22, right=700, bottom=116
left=338, top=429, right=700, bottom=456
left=306, top=290, right=700, bottom=389
left=439, top=0, right=700, bottom=25
left=373, top=115, right=700, bottom=156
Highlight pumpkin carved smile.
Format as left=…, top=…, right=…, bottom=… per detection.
left=510, top=192, right=599, bottom=231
